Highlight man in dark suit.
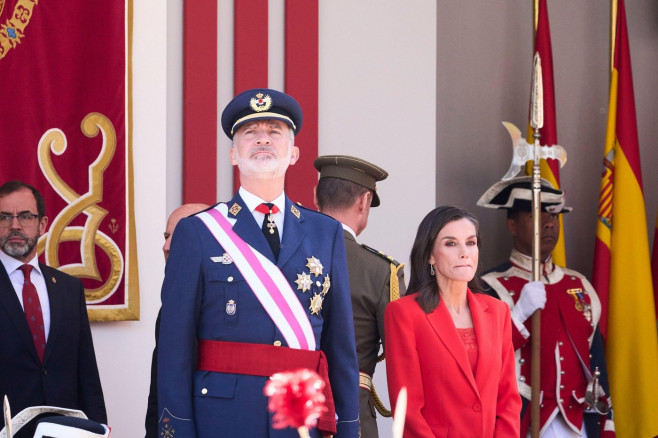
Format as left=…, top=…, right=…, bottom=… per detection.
left=314, top=155, right=405, bottom=438
left=0, top=180, right=106, bottom=437
left=157, top=89, right=359, bottom=437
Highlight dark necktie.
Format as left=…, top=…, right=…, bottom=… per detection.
left=19, top=265, right=46, bottom=362
left=255, top=203, right=280, bottom=260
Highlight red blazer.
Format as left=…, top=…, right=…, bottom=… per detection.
left=385, top=289, right=520, bottom=438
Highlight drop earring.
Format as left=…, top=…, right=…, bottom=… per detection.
left=430, top=264, right=435, bottom=276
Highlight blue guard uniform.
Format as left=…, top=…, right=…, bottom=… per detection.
left=157, top=193, right=360, bottom=437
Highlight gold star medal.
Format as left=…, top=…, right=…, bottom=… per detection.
left=306, top=256, right=323, bottom=277
left=321, top=274, right=331, bottom=295
left=295, top=272, right=312, bottom=292
left=309, top=293, right=324, bottom=315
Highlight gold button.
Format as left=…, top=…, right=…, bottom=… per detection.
left=201, top=388, right=208, bottom=395
left=227, top=276, right=234, bottom=282
left=558, top=341, right=563, bottom=346
left=560, top=384, right=564, bottom=389
left=560, top=356, right=564, bottom=361
left=273, top=340, right=282, bottom=346
left=561, top=371, right=565, bottom=375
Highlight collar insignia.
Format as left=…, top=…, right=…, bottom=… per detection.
left=291, top=204, right=300, bottom=219
left=229, top=203, right=242, bottom=216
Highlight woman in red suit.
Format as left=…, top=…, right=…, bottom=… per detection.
left=386, top=206, right=520, bottom=437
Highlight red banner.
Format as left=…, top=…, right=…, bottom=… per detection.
left=0, top=0, right=138, bottom=321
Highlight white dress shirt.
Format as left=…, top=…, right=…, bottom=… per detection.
left=239, top=187, right=286, bottom=243
left=0, top=250, right=51, bottom=339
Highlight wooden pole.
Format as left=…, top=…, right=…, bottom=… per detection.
left=529, top=53, right=544, bottom=438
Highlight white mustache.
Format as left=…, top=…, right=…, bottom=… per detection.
left=249, top=146, right=275, bottom=157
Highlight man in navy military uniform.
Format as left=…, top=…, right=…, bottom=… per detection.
left=314, top=155, right=405, bottom=438
left=157, top=89, right=360, bottom=437
left=477, top=176, right=615, bottom=438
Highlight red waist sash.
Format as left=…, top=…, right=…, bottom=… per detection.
left=197, top=339, right=336, bottom=435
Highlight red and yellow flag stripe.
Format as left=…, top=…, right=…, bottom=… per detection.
left=593, top=1, right=658, bottom=436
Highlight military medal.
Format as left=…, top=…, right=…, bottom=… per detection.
left=321, top=274, right=331, bottom=295
left=309, top=293, right=324, bottom=315
left=567, top=288, right=589, bottom=316
left=295, top=272, right=312, bottom=292
left=226, top=299, right=236, bottom=315
left=266, top=213, right=276, bottom=234
left=306, top=256, right=323, bottom=277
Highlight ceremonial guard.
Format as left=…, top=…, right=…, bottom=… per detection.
left=157, top=89, right=359, bottom=437
left=314, top=155, right=405, bottom=438
left=477, top=177, right=615, bottom=438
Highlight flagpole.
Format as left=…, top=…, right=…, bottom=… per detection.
left=533, top=0, right=539, bottom=37
left=529, top=53, right=544, bottom=438
left=610, top=0, right=617, bottom=73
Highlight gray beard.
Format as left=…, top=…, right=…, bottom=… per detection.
left=0, top=232, right=38, bottom=258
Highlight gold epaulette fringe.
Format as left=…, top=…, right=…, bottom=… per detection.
left=370, top=262, right=406, bottom=417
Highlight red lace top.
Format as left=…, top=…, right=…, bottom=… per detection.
left=457, top=327, right=478, bottom=375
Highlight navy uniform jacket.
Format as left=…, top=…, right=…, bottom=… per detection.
left=0, top=261, right=107, bottom=438
left=157, top=193, right=360, bottom=437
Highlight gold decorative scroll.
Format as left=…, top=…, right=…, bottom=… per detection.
left=36, top=113, right=127, bottom=307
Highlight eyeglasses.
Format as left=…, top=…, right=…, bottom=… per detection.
left=0, top=213, right=40, bottom=228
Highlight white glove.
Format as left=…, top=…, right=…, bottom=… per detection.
left=511, top=281, right=546, bottom=323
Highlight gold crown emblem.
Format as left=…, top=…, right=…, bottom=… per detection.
left=249, top=93, right=272, bottom=112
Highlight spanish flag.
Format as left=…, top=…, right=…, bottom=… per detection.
left=525, top=0, right=566, bottom=266
left=653, top=210, right=658, bottom=321
left=592, top=0, right=658, bottom=436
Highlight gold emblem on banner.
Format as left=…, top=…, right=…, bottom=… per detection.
left=36, top=112, right=123, bottom=303
left=0, top=0, right=38, bottom=61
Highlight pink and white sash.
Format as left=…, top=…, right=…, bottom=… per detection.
left=197, top=204, right=316, bottom=351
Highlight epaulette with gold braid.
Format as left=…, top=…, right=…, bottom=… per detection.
left=360, top=243, right=405, bottom=418
left=361, top=244, right=405, bottom=302
left=361, top=243, right=401, bottom=266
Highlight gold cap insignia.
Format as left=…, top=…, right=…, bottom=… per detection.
left=229, top=203, right=242, bottom=216
left=249, top=93, right=272, bottom=112
left=291, top=205, right=300, bottom=219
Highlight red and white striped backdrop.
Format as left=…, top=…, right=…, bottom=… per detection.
left=182, top=0, right=319, bottom=208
